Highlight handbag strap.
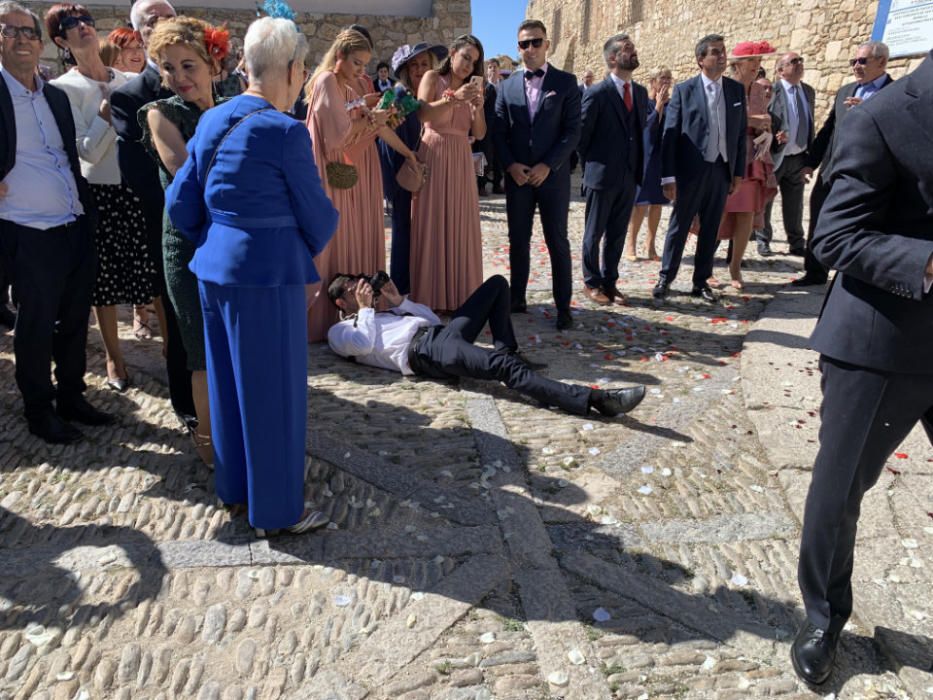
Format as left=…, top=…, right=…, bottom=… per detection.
left=203, top=107, right=274, bottom=183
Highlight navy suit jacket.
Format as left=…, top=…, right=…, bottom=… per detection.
left=0, top=75, right=96, bottom=234
left=810, top=53, right=933, bottom=375
left=110, top=63, right=172, bottom=217
left=806, top=74, right=894, bottom=184
left=166, top=95, right=338, bottom=286
left=493, top=63, right=581, bottom=177
left=578, top=76, right=647, bottom=190
left=660, top=74, right=747, bottom=184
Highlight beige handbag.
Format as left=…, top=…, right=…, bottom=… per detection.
left=395, top=157, right=428, bottom=193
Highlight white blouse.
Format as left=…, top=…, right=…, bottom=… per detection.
left=50, top=67, right=132, bottom=185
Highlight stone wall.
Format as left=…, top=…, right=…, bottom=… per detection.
left=525, top=0, right=925, bottom=121
left=26, top=0, right=471, bottom=76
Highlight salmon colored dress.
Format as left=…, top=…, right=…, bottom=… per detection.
left=409, top=76, right=483, bottom=312
left=305, top=71, right=385, bottom=342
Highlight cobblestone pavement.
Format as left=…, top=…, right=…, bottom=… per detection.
left=0, top=180, right=924, bottom=699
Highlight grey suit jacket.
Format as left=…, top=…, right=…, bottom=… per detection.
left=768, top=80, right=815, bottom=171
left=810, top=53, right=933, bottom=374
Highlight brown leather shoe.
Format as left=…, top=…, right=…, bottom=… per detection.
left=583, top=285, right=611, bottom=305
left=604, top=284, right=626, bottom=306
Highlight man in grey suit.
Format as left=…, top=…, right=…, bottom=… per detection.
left=791, top=52, right=933, bottom=686
left=792, top=41, right=893, bottom=286
left=653, top=34, right=747, bottom=303
left=757, top=51, right=814, bottom=257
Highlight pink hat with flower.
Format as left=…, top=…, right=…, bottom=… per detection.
left=729, top=40, right=777, bottom=59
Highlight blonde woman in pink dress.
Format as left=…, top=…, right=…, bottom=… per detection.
left=410, top=34, right=486, bottom=312
left=717, top=41, right=779, bottom=290
left=305, top=29, right=417, bottom=342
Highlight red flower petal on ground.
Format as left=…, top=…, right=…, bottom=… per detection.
left=894, top=452, right=909, bottom=459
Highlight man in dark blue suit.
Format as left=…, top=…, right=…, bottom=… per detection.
left=0, top=2, right=111, bottom=442
left=653, top=34, right=747, bottom=303
left=109, top=0, right=197, bottom=429
left=791, top=52, right=933, bottom=686
left=493, top=19, right=581, bottom=330
left=578, top=33, right=646, bottom=306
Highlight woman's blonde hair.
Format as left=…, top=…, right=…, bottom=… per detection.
left=148, top=16, right=227, bottom=69
left=98, top=39, right=120, bottom=67
left=646, top=66, right=672, bottom=81
left=307, top=29, right=371, bottom=92
left=396, top=51, right=438, bottom=90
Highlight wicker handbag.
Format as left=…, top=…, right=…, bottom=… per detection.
left=325, top=155, right=358, bottom=189
left=395, top=157, right=428, bottom=193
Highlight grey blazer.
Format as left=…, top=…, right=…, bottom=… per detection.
left=768, top=80, right=815, bottom=171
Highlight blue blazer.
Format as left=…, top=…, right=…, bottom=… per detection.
left=166, top=94, right=338, bottom=287
left=578, top=76, right=647, bottom=191
left=493, top=63, right=581, bottom=175
left=660, top=74, right=747, bottom=184
left=810, top=54, right=933, bottom=375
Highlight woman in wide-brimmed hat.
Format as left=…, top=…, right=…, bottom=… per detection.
left=377, top=42, right=447, bottom=294
left=715, top=40, right=779, bottom=290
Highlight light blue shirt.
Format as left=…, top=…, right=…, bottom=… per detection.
left=855, top=74, right=888, bottom=101
left=0, top=69, right=84, bottom=230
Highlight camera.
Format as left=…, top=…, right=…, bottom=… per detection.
left=358, top=270, right=390, bottom=298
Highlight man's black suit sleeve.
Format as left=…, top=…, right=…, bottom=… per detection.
left=732, top=85, right=747, bottom=180
left=659, top=82, right=683, bottom=181
left=542, top=74, right=581, bottom=171
left=813, top=106, right=933, bottom=301
left=110, top=87, right=154, bottom=199
left=493, top=81, right=515, bottom=170
left=577, top=84, right=598, bottom=161
left=806, top=109, right=834, bottom=170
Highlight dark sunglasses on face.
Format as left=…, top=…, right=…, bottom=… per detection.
left=59, top=15, right=95, bottom=32
left=0, top=23, right=39, bottom=40
left=849, top=57, right=872, bottom=66
left=788, top=57, right=804, bottom=65
left=518, top=38, right=544, bottom=50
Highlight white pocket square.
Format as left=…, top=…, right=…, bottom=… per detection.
left=732, top=101, right=742, bottom=107
left=545, top=90, right=557, bottom=98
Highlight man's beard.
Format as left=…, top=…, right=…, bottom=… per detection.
left=620, top=56, right=640, bottom=71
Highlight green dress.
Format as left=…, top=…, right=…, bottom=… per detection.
left=139, top=96, right=225, bottom=371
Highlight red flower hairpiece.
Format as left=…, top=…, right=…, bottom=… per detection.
left=203, top=24, right=230, bottom=61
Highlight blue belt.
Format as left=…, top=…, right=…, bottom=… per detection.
left=209, top=210, right=298, bottom=229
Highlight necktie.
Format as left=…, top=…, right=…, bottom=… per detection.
left=793, top=86, right=808, bottom=148
left=707, top=83, right=722, bottom=161
left=524, top=68, right=544, bottom=80
left=623, top=81, right=633, bottom=111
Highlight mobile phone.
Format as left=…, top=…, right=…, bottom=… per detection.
left=470, top=75, right=484, bottom=88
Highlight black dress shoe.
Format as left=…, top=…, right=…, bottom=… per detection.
left=790, top=274, right=828, bottom=287
left=788, top=247, right=806, bottom=258
left=0, top=305, right=15, bottom=330
left=28, top=411, right=84, bottom=444
left=756, top=239, right=772, bottom=257
left=790, top=622, right=839, bottom=685
left=510, top=300, right=528, bottom=314
left=57, top=396, right=114, bottom=426
left=556, top=309, right=573, bottom=331
left=652, top=281, right=670, bottom=300
left=691, top=284, right=718, bottom=303
left=590, top=386, right=646, bottom=417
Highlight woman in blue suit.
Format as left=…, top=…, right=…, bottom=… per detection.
left=167, top=17, right=338, bottom=536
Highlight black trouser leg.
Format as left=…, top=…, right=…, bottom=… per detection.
left=421, top=330, right=591, bottom=415
left=537, top=176, right=573, bottom=311
left=691, top=161, right=731, bottom=287
left=504, top=181, right=535, bottom=305
left=447, top=275, right=516, bottom=351
left=1, top=221, right=93, bottom=418
left=803, top=179, right=831, bottom=280
left=798, top=357, right=933, bottom=632
left=777, top=154, right=806, bottom=251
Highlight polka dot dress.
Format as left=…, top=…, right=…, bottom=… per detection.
left=90, top=183, right=159, bottom=307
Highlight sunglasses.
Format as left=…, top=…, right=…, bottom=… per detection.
left=518, top=38, right=545, bottom=50
left=0, top=23, right=39, bottom=40
left=849, top=57, right=873, bottom=66
left=787, top=57, right=805, bottom=65
left=59, top=15, right=95, bottom=32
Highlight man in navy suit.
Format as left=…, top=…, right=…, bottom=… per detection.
left=792, top=40, right=893, bottom=287
left=577, top=33, right=646, bottom=305
left=493, top=19, right=581, bottom=330
left=0, top=1, right=112, bottom=442
left=791, top=52, right=933, bottom=686
left=653, top=34, right=747, bottom=303
left=109, top=0, right=197, bottom=429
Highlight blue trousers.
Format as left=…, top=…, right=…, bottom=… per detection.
left=199, top=281, right=307, bottom=529
left=389, top=187, right=412, bottom=295
left=659, top=159, right=731, bottom=287
left=582, top=180, right=637, bottom=289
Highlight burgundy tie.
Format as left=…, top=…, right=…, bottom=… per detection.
left=623, top=82, right=633, bottom=111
